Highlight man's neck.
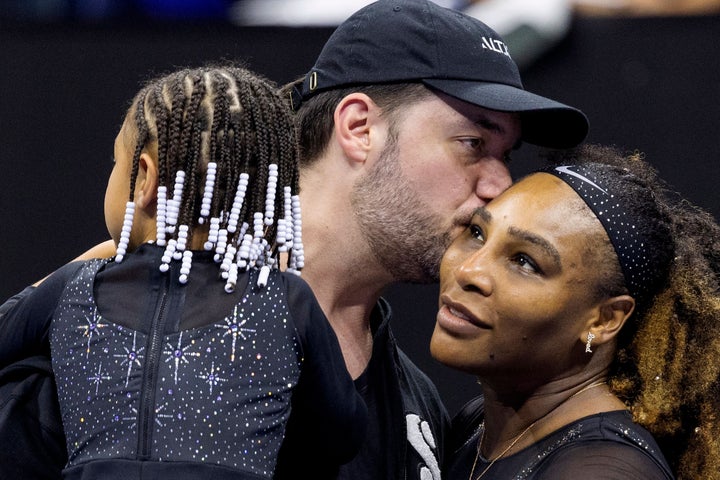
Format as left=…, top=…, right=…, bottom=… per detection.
left=299, top=165, right=395, bottom=378
left=300, top=237, right=392, bottom=378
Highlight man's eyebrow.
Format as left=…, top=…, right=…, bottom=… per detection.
left=474, top=114, right=522, bottom=150
left=474, top=114, right=505, bottom=135
left=507, top=226, right=562, bottom=269
left=472, top=206, right=492, bottom=223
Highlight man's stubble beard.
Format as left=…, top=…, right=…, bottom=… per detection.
left=350, top=138, right=452, bottom=284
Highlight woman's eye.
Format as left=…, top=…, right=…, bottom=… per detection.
left=515, top=254, right=541, bottom=274
left=469, top=224, right=485, bottom=242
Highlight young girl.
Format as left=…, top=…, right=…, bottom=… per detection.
left=0, top=66, right=366, bottom=479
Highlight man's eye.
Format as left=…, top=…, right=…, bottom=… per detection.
left=461, top=137, right=483, bottom=150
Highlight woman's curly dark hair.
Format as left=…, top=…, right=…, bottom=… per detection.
left=546, top=144, right=720, bottom=479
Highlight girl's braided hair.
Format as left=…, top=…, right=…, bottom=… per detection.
left=119, top=65, right=303, bottom=290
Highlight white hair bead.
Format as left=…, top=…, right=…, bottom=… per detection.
left=156, top=186, right=167, bottom=246
left=204, top=217, right=220, bottom=251
left=174, top=224, right=189, bottom=260
left=228, top=173, right=249, bottom=234
left=291, top=195, right=305, bottom=271
left=115, top=201, right=135, bottom=263
left=264, top=164, right=278, bottom=226
left=224, top=263, right=238, bottom=293
left=214, top=228, right=228, bottom=263
left=165, top=170, right=185, bottom=233
left=276, top=218, right=287, bottom=251
left=220, top=244, right=237, bottom=279
left=198, top=162, right=217, bottom=223
left=178, top=250, right=193, bottom=284
left=159, top=238, right=177, bottom=273
left=237, top=233, right=253, bottom=269
left=257, top=264, right=271, bottom=288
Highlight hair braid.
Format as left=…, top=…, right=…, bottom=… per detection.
left=243, top=78, right=270, bottom=223
left=150, top=83, right=170, bottom=189
left=121, top=65, right=302, bottom=286
left=127, top=87, right=150, bottom=201
left=277, top=101, right=299, bottom=192
left=232, top=75, right=259, bottom=226
left=213, top=71, right=236, bottom=222
left=165, top=73, right=188, bottom=187
left=176, top=72, right=207, bottom=228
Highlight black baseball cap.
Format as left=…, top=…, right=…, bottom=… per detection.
left=290, top=0, right=588, bottom=149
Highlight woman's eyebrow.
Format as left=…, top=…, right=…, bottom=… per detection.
left=472, top=206, right=562, bottom=268
left=507, top=226, right=562, bottom=269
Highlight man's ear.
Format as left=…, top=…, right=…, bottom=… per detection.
left=135, top=152, right=158, bottom=209
left=333, top=92, right=382, bottom=165
left=584, top=295, right=635, bottom=346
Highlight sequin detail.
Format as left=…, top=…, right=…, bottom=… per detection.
left=514, top=425, right=582, bottom=479
left=49, top=260, right=302, bottom=477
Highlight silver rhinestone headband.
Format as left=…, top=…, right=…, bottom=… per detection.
left=544, top=164, right=662, bottom=304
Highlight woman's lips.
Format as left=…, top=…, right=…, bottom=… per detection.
left=436, top=300, right=490, bottom=336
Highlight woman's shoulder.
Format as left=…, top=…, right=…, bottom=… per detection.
left=449, top=395, right=485, bottom=454
left=446, top=410, right=674, bottom=480
left=530, top=411, right=674, bottom=479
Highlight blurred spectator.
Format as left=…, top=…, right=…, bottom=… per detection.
left=229, top=0, right=571, bottom=69
left=0, top=0, right=232, bottom=23
left=231, top=0, right=469, bottom=26
left=463, top=0, right=572, bottom=69
left=3, top=0, right=719, bottom=24
left=574, top=0, right=720, bottom=15
left=136, top=0, right=231, bottom=20
left=0, top=0, right=127, bottom=22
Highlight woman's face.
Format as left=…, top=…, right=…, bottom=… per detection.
left=430, top=173, right=609, bottom=388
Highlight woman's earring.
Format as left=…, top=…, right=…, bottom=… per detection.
left=585, top=332, right=596, bottom=353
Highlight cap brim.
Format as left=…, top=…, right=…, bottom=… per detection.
left=423, top=78, right=588, bottom=149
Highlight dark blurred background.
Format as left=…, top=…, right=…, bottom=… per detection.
left=1, top=0, right=719, bottom=415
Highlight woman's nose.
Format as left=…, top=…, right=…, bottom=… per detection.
left=452, top=248, right=494, bottom=297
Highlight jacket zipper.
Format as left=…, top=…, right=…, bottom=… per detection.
left=137, top=279, right=170, bottom=459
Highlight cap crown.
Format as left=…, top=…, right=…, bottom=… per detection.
left=301, top=0, right=523, bottom=97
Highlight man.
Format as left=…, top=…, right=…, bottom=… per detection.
left=276, top=1, right=588, bottom=479
left=0, top=1, right=587, bottom=479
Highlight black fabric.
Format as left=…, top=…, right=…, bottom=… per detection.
left=61, top=458, right=268, bottom=480
left=335, top=308, right=398, bottom=480
left=336, top=298, right=451, bottom=480
left=0, top=243, right=366, bottom=479
left=446, top=404, right=674, bottom=480
left=0, top=356, right=66, bottom=480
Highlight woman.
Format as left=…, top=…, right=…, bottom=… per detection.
left=431, top=144, right=720, bottom=479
